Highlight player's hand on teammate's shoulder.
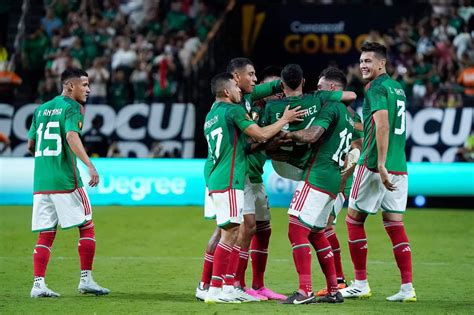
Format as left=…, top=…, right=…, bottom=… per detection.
left=378, top=164, right=396, bottom=191
left=281, top=105, right=305, bottom=123
left=88, top=164, right=99, bottom=187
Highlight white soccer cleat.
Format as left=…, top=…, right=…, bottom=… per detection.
left=195, top=282, right=208, bottom=301
left=227, top=286, right=261, bottom=302
left=204, top=286, right=241, bottom=304
left=31, top=281, right=60, bottom=298
left=78, top=277, right=110, bottom=295
left=386, top=284, right=417, bottom=302
left=339, top=280, right=372, bottom=299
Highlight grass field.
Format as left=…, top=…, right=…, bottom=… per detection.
left=1, top=206, right=473, bottom=314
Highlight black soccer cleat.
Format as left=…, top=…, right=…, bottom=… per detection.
left=281, top=291, right=315, bottom=305
left=317, top=291, right=344, bottom=304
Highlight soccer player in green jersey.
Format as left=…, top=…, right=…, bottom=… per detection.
left=339, top=42, right=416, bottom=302
left=27, top=68, right=109, bottom=298
left=237, top=67, right=287, bottom=301
left=264, top=64, right=356, bottom=180
left=278, top=66, right=358, bottom=304
left=310, top=67, right=363, bottom=297
left=197, top=60, right=286, bottom=301
left=203, top=73, right=303, bottom=303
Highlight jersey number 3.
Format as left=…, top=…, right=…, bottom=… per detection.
left=35, top=122, right=62, bottom=157
left=394, top=100, right=406, bottom=135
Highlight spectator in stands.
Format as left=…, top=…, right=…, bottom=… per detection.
left=112, top=37, right=137, bottom=71
left=87, top=57, right=110, bottom=104
left=458, top=65, right=474, bottom=97
left=107, top=141, right=123, bottom=157
left=41, top=7, right=63, bottom=37
left=149, top=141, right=164, bottom=158
left=21, top=28, right=49, bottom=100
left=453, top=24, right=473, bottom=60
left=195, top=1, right=216, bottom=41
left=109, top=69, right=129, bottom=109
left=37, top=75, right=58, bottom=103
left=433, top=16, right=458, bottom=42
left=83, top=115, right=110, bottom=157
left=165, top=0, right=190, bottom=34
left=71, top=37, right=87, bottom=68
left=152, top=46, right=177, bottom=102
left=130, top=61, right=150, bottom=103
left=0, top=61, right=22, bottom=103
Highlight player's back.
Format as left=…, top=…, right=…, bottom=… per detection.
left=360, top=74, right=407, bottom=173
left=265, top=91, right=341, bottom=169
left=29, top=95, right=84, bottom=193
left=304, top=101, right=356, bottom=195
left=204, top=101, right=250, bottom=192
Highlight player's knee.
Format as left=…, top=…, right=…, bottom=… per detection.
left=207, top=232, right=221, bottom=252
left=38, top=230, right=57, bottom=245
left=347, top=208, right=367, bottom=223
left=79, top=220, right=95, bottom=238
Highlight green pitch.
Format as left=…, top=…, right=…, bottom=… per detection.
left=1, top=206, right=473, bottom=314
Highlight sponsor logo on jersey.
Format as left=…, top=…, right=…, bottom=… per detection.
left=245, top=100, right=252, bottom=113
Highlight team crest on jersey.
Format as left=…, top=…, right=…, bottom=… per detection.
left=78, top=121, right=83, bottom=130
left=245, top=100, right=251, bottom=113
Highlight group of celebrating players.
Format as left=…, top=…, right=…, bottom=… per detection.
left=24, top=39, right=416, bottom=304
left=198, top=42, right=417, bottom=305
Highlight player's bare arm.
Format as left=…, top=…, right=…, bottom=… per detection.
left=340, top=138, right=363, bottom=191
left=66, top=131, right=99, bottom=187
left=285, top=125, right=325, bottom=144
left=373, top=109, right=395, bottom=191
left=27, top=139, right=35, bottom=156
left=244, top=105, right=304, bottom=143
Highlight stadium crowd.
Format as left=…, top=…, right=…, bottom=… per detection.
left=20, top=0, right=225, bottom=106
left=345, top=0, right=474, bottom=108
left=14, top=0, right=474, bottom=108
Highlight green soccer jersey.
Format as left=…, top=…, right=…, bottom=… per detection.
left=265, top=90, right=344, bottom=169
left=28, top=95, right=85, bottom=193
left=358, top=74, right=407, bottom=173
left=343, top=110, right=363, bottom=197
left=204, top=102, right=255, bottom=192
left=243, top=79, right=282, bottom=184
left=304, top=102, right=356, bottom=197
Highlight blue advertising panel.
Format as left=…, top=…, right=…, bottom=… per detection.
left=0, top=158, right=473, bottom=206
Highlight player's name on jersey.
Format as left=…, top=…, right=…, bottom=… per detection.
left=276, top=104, right=318, bottom=120
left=40, top=108, right=63, bottom=117
left=204, top=115, right=219, bottom=129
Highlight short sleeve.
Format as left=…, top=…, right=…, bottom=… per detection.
left=28, top=110, right=37, bottom=140
left=367, top=85, right=388, bottom=113
left=313, top=103, right=338, bottom=130
left=250, top=79, right=282, bottom=102
left=230, top=106, right=256, bottom=131
left=65, top=104, right=84, bottom=134
left=315, top=90, right=343, bottom=103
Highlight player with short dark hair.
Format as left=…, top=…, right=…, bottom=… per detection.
left=196, top=59, right=288, bottom=301
left=263, top=64, right=356, bottom=305
left=339, top=42, right=416, bottom=302
left=27, top=68, right=109, bottom=298
left=203, top=72, right=303, bottom=303
left=313, top=67, right=363, bottom=297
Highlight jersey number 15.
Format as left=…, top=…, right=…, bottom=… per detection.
left=35, top=122, right=62, bottom=157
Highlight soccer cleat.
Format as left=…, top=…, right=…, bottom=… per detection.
left=31, top=281, right=60, bottom=298
left=317, top=292, right=344, bottom=304
left=316, top=280, right=347, bottom=296
left=386, top=286, right=417, bottom=302
left=255, top=287, right=287, bottom=300
left=281, top=291, right=315, bottom=305
left=204, top=286, right=241, bottom=304
left=245, top=288, right=268, bottom=300
left=226, top=286, right=261, bottom=302
left=339, top=281, right=372, bottom=299
left=195, top=282, right=208, bottom=301
left=78, top=278, right=110, bottom=295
